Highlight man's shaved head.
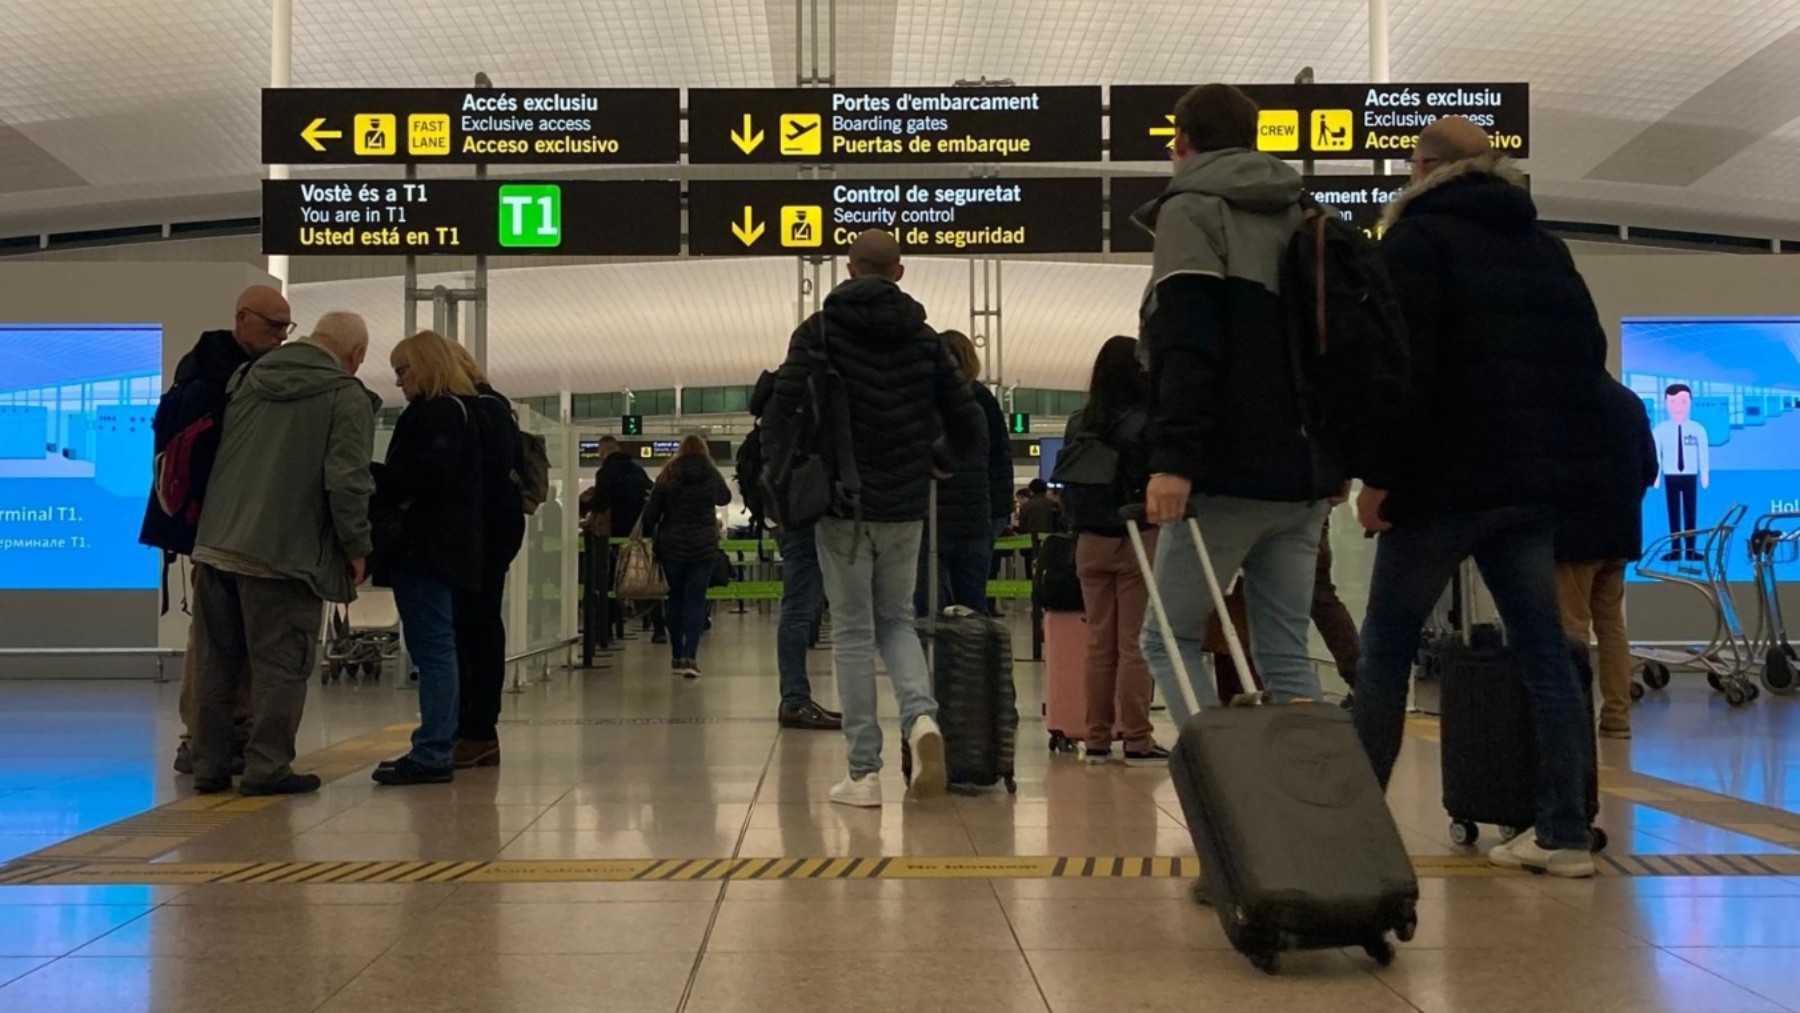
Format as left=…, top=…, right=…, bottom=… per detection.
left=1412, top=116, right=1491, bottom=181
left=232, top=284, right=292, bottom=359
left=305, top=311, right=369, bottom=375
left=847, top=229, right=903, bottom=281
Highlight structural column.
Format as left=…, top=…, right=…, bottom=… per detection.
left=267, top=0, right=293, bottom=289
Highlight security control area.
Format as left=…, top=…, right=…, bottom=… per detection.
left=3, top=2, right=1800, bottom=1012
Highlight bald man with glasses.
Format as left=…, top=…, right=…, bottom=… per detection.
left=141, top=284, right=294, bottom=777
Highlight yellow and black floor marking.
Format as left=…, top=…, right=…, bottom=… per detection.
left=5, top=852, right=1799, bottom=888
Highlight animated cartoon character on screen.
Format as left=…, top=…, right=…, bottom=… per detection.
left=1652, top=383, right=1709, bottom=562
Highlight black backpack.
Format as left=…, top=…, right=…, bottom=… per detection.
left=1282, top=201, right=1411, bottom=478
left=1031, top=532, right=1084, bottom=612
left=1052, top=409, right=1146, bottom=532
left=762, top=328, right=860, bottom=533
left=735, top=425, right=766, bottom=529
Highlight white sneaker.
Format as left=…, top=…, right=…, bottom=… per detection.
left=1487, top=828, right=1595, bottom=878
left=830, top=772, right=882, bottom=808
left=907, top=715, right=947, bottom=799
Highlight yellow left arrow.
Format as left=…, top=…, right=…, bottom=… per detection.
left=731, top=205, right=765, bottom=247
left=301, top=117, right=343, bottom=152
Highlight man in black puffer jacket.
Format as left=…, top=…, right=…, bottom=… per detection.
left=1352, top=117, right=1609, bottom=879
left=763, top=230, right=984, bottom=808
left=1555, top=376, right=1657, bottom=740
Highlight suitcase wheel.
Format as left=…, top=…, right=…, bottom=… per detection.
left=1362, top=939, right=1396, bottom=967
left=1707, top=671, right=1724, bottom=693
left=1589, top=826, right=1609, bottom=853
left=1047, top=731, right=1073, bottom=754
left=1004, top=776, right=1017, bottom=795
left=1249, top=951, right=1281, bottom=975
left=1448, top=819, right=1479, bottom=848
left=1396, top=905, right=1418, bottom=943
left=1641, top=662, right=1672, bottom=690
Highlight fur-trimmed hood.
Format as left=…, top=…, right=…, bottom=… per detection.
left=1379, top=151, right=1530, bottom=231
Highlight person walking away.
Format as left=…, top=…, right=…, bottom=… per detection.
left=1131, top=83, right=1345, bottom=721
left=752, top=373, right=842, bottom=730
left=961, top=340, right=1013, bottom=615
left=642, top=435, right=732, bottom=678
left=585, top=435, right=662, bottom=642
left=1060, top=335, right=1165, bottom=765
left=446, top=343, right=526, bottom=768
left=188, top=312, right=375, bottom=795
left=915, top=330, right=993, bottom=615
left=143, top=284, right=293, bottom=776
left=373, top=330, right=485, bottom=786
left=762, top=229, right=984, bottom=807
left=1353, top=116, right=1608, bottom=877
left=1557, top=375, right=1659, bottom=738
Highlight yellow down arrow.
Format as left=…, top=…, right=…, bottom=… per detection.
left=1149, top=114, right=1177, bottom=150
left=731, top=114, right=765, bottom=155
left=301, top=117, right=343, bottom=152
left=731, top=206, right=765, bottom=246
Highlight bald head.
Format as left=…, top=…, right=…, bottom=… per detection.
left=233, top=284, right=291, bottom=359
left=1413, top=116, right=1491, bottom=180
left=305, top=311, right=370, bottom=375
left=847, top=230, right=903, bottom=281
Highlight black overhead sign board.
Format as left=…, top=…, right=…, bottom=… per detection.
left=687, top=87, right=1103, bottom=164
left=1109, top=83, right=1529, bottom=163
left=260, top=179, right=682, bottom=256
left=261, top=88, right=682, bottom=164
left=686, top=178, right=1104, bottom=257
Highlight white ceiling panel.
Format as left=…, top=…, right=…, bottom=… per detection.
left=288, top=257, right=1146, bottom=403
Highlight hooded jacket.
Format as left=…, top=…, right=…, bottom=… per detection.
left=1556, top=376, right=1659, bottom=563
left=1133, top=149, right=1342, bottom=502
left=191, top=340, right=375, bottom=603
left=973, top=383, right=1013, bottom=522
left=764, top=275, right=984, bottom=524
left=642, top=455, right=732, bottom=564
left=139, top=329, right=252, bottom=555
left=1370, top=152, right=1608, bottom=523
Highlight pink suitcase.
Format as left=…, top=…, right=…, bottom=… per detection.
left=1042, top=611, right=1088, bottom=752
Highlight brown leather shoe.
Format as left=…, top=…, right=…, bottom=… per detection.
left=453, top=739, right=500, bottom=769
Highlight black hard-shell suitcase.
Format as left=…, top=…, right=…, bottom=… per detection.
left=903, top=483, right=1020, bottom=794
left=1439, top=637, right=1605, bottom=851
left=1125, top=510, right=1418, bottom=974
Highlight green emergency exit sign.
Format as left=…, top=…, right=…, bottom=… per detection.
left=1008, top=412, right=1031, bottom=434
left=498, top=183, right=562, bottom=248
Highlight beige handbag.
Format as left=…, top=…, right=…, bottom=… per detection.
left=613, top=517, right=667, bottom=600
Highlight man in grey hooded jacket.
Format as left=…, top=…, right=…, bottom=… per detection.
left=1133, top=83, right=1344, bottom=724
left=189, top=311, right=377, bottom=796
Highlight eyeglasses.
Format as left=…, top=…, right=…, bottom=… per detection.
left=245, top=308, right=297, bottom=335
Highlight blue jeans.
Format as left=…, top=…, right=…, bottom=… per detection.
left=816, top=518, right=938, bottom=778
left=915, top=534, right=992, bottom=616
left=777, top=530, right=824, bottom=707
left=1139, top=496, right=1331, bottom=725
left=663, top=557, right=713, bottom=663
left=1355, top=505, right=1590, bottom=851
left=393, top=567, right=459, bottom=771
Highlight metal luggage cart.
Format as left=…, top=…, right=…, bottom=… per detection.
left=321, top=587, right=404, bottom=684
left=1631, top=503, right=1760, bottom=706
left=1746, top=511, right=1800, bottom=696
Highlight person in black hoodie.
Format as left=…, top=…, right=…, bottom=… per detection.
left=1354, top=117, right=1609, bottom=878
left=373, top=330, right=485, bottom=786
left=446, top=343, right=525, bottom=769
left=642, top=435, right=731, bottom=678
left=141, top=285, right=293, bottom=776
left=762, top=229, right=984, bottom=809
left=1556, top=376, right=1658, bottom=740
left=583, top=435, right=662, bottom=642
left=914, top=329, right=992, bottom=615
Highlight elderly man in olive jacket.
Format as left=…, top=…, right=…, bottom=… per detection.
left=188, top=311, right=377, bottom=797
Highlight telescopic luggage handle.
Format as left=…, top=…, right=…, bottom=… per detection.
left=1121, top=503, right=1256, bottom=716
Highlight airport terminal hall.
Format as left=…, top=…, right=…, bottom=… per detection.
left=8, top=1, right=1800, bottom=1011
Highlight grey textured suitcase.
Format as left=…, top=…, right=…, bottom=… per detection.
left=1125, top=511, right=1418, bottom=974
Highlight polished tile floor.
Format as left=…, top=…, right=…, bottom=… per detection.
left=1, top=609, right=1798, bottom=1013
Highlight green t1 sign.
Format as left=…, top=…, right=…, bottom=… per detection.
left=499, top=183, right=562, bottom=248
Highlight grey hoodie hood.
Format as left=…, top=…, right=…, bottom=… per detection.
left=239, top=339, right=361, bottom=403
left=1133, top=148, right=1305, bottom=233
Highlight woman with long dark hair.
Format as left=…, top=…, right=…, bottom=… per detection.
left=1064, top=336, right=1165, bottom=765
left=642, top=435, right=731, bottom=678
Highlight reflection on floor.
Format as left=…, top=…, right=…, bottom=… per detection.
left=1, top=611, right=1798, bottom=1013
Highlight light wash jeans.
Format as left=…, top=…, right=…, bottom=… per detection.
left=815, top=517, right=938, bottom=778
left=1138, top=495, right=1331, bottom=726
